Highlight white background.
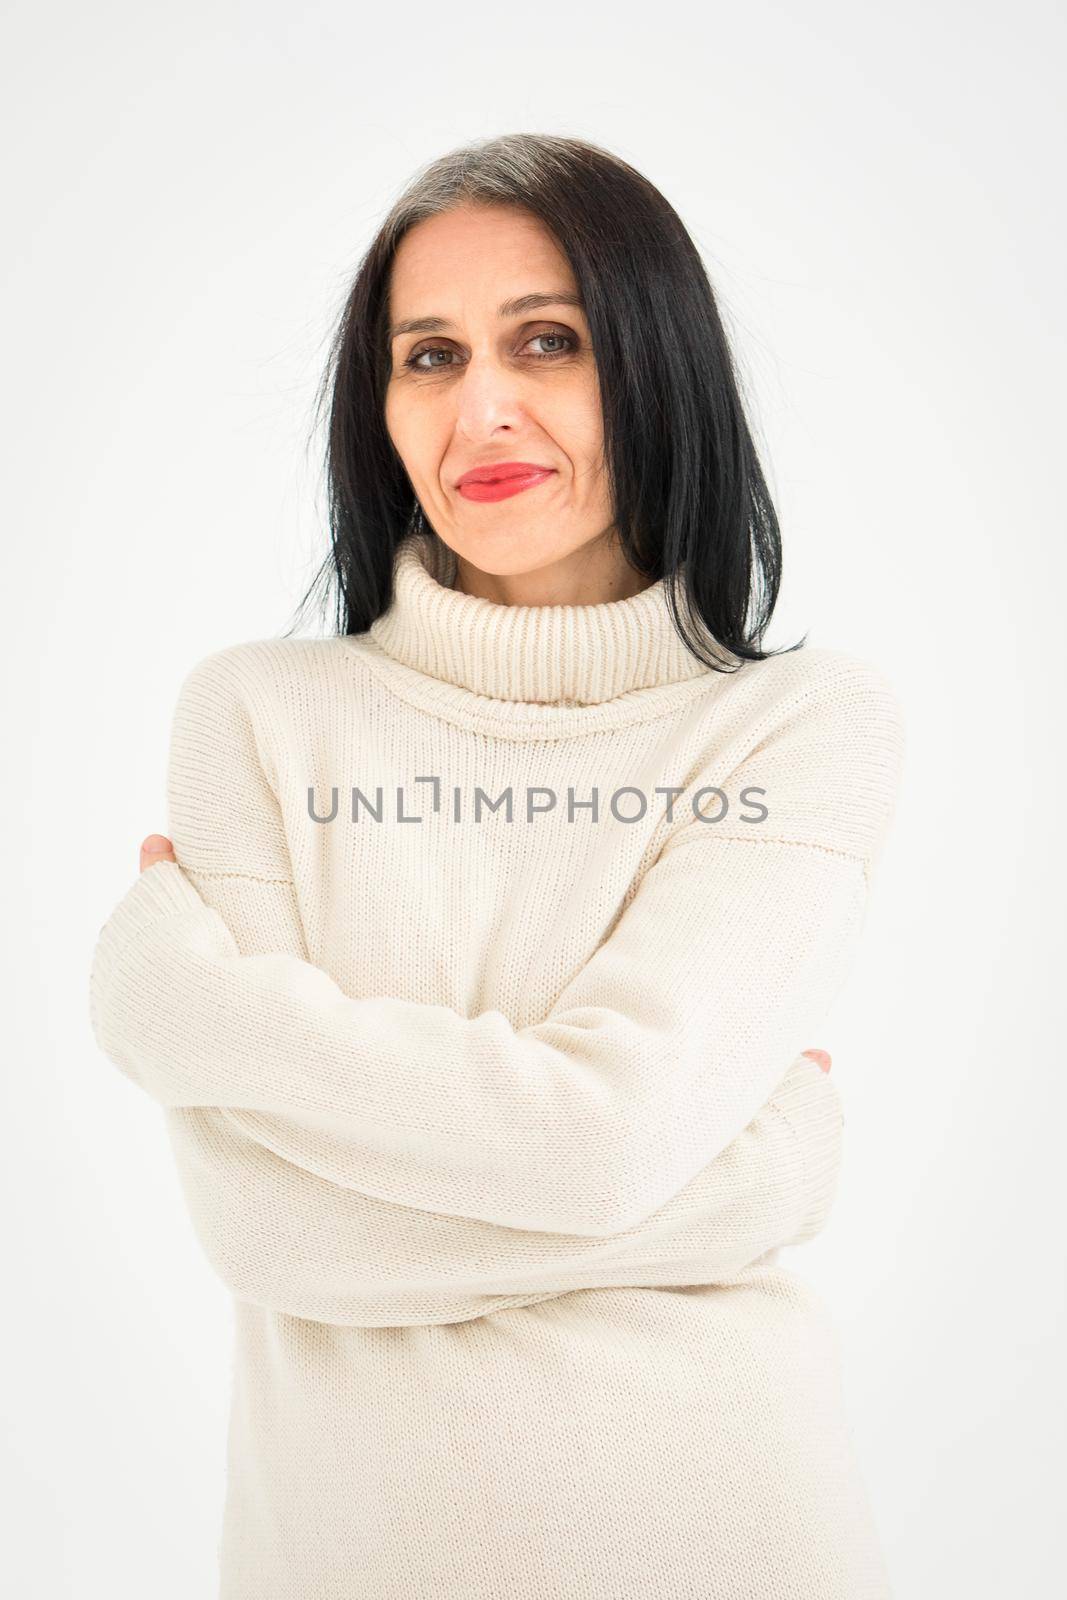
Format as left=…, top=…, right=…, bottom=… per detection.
left=4, top=1, right=1064, bottom=1594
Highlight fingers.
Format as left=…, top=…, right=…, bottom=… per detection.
left=801, top=1048, right=832, bottom=1074
left=140, top=834, right=177, bottom=873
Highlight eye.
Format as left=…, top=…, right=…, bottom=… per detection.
left=525, top=331, right=576, bottom=359
left=402, top=328, right=580, bottom=372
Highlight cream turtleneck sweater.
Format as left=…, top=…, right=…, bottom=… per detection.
left=89, top=528, right=905, bottom=1598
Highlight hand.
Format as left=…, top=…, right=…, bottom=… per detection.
left=140, top=834, right=176, bottom=873
left=134, top=830, right=836, bottom=1083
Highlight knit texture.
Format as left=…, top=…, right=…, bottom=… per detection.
left=89, top=528, right=905, bottom=1597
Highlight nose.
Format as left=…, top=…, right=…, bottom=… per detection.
left=453, top=352, right=528, bottom=441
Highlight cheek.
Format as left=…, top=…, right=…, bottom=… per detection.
left=558, top=385, right=606, bottom=486
left=383, top=389, right=403, bottom=453
left=385, top=393, right=429, bottom=473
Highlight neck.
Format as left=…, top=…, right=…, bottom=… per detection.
left=450, top=533, right=656, bottom=610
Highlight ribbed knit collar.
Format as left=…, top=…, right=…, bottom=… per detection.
left=367, top=529, right=719, bottom=708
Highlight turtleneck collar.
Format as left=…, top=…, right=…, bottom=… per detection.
left=366, top=529, right=723, bottom=708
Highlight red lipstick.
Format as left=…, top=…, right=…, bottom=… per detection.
left=456, top=461, right=556, bottom=503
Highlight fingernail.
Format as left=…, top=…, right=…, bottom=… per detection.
left=802, top=1049, right=832, bottom=1071
left=142, top=836, right=167, bottom=854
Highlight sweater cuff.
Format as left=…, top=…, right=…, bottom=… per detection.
left=88, top=861, right=209, bottom=1042
left=768, top=1054, right=845, bottom=1244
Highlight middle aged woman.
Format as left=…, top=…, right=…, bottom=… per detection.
left=90, top=131, right=904, bottom=1599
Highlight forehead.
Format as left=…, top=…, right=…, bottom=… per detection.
left=388, top=205, right=578, bottom=312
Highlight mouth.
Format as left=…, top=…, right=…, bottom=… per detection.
left=456, top=461, right=554, bottom=486
left=456, top=465, right=556, bottom=503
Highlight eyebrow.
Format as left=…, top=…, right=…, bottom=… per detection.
left=387, top=291, right=585, bottom=343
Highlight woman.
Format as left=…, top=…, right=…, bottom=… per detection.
left=90, top=133, right=904, bottom=1597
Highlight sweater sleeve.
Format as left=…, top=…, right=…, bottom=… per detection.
left=167, top=1049, right=841, bottom=1326
left=89, top=646, right=903, bottom=1238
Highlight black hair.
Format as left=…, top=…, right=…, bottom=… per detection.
left=289, top=131, right=805, bottom=671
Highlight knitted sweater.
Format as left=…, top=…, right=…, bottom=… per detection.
left=88, top=528, right=905, bottom=1598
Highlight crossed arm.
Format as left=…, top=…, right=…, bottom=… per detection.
left=98, top=857, right=842, bottom=1327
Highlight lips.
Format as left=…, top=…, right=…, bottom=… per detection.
left=456, top=464, right=556, bottom=503
left=456, top=461, right=554, bottom=487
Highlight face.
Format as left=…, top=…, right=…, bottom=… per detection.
left=384, top=202, right=633, bottom=603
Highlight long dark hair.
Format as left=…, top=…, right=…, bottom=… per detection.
left=290, top=132, right=804, bottom=672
